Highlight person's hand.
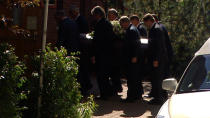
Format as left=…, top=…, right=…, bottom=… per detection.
left=131, top=57, right=137, bottom=63
left=91, top=56, right=96, bottom=64
left=153, top=61, right=159, bottom=68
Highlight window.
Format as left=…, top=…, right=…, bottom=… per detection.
left=13, top=8, right=21, bottom=26
left=177, top=54, right=210, bottom=93
left=41, top=0, right=57, bottom=8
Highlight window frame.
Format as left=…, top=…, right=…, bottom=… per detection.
left=41, top=0, right=57, bottom=8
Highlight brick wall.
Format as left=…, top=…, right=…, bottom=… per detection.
left=0, top=7, right=43, bottom=58
left=64, top=0, right=80, bottom=12
left=46, top=8, right=57, bottom=45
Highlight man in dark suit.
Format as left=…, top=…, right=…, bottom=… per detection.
left=69, top=5, right=89, bottom=34
left=68, top=5, right=92, bottom=96
left=130, top=15, right=147, bottom=38
left=152, top=14, right=173, bottom=78
left=130, top=15, right=150, bottom=80
left=120, top=16, right=143, bottom=102
left=91, top=6, right=115, bottom=99
left=55, top=10, right=80, bottom=55
left=143, top=14, right=168, bottom=104
left=138, top=23, right=147, bottom=38
left=107, top=8, right=123, bottom=93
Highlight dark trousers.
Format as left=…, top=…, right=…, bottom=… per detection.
left=97, top=70, right=112, bottom=97
left=96, top=58, right=113, bottom=97
left=111, top=40, right=124, bottom=93
left=150, top=62, right=167, bottom=100
left=127, top=63, right=143, bottom=100
left=78, top=56, right=92, bottom=96
left=111, top=66, right=122, bottom=93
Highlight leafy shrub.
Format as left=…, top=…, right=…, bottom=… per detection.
left=0, top=43, right=27, bottom=118
left=29, top=45, right=96, bottom=118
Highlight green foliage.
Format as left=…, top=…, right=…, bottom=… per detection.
left=171, top=38, right=205, bottom=78
left=159, top=0, right=209, bottom=77
left=0, top=43, right=27, bottom=118
left=119, top=0, right=209, bottom=77
left=7, top=0, right=40, bottom=8
left=111, top=20, right=125, bottom=39
left=30, top=45, right=96, bottom=118
left=0, top=44, right=96, bottom=118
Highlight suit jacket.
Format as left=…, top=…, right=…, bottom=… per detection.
left=137, top=23, right=147, bottom=38
left=75, top=15, right=90, bottom=57
left=125, top=24, right=141, bottom=62
left=148, top=23, right=168, bottom=63
left=57, top=17, right=80, bottom=54
left=159, top=23, right=173, bottom=63
left=92, top=18, right=115, bottom=66
left=75, top=15, right=89, bottom=34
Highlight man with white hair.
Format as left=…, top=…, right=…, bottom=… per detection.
left=108, top=8, right=119, bottom=21
left=91, top=6, right=115, bottom=100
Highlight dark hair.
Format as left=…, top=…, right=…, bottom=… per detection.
left=108, top=8, right=118, bottom=17
left=130, top=15, right=139, bottom=21
left=91, top=6, right=106, bottom=18
left=151, top=14, right=159, bottom=21
left=143, top=13, right=155, bottom=22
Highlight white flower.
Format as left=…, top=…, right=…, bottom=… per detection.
left=3, top=50, right=10, bottom=54
left=32, top=72, right=39, bottom=77
left=0, top=76, right=5, bottom=80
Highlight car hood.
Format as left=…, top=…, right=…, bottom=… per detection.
left=169, top=91, right=210, bottom=118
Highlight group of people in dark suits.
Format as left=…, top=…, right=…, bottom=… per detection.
left=55, top=5, right=173, bottom=105
left=91, top=6, right=173, bottom=104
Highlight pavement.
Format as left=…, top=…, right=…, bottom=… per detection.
left=90, top=78, right=162, bottom=118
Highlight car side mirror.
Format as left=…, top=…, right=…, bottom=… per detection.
left=162, top=78, right=178, bottom=92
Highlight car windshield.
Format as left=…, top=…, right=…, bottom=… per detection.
left=177, top=54, right=210, bottom=93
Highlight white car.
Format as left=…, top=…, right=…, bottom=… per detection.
left=156, top=38, right=210, bottom=118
